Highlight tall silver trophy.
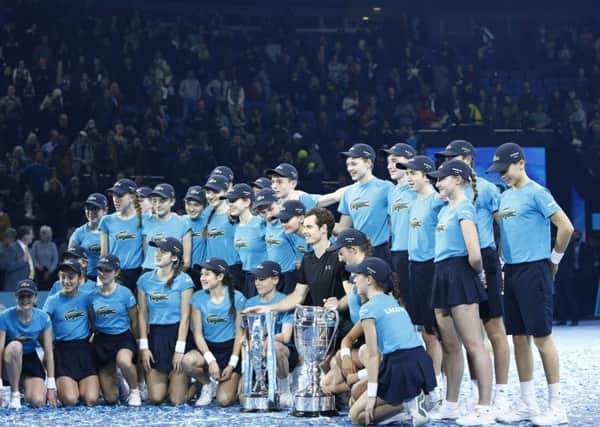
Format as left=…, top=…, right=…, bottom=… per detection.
left=292, top=305, right=340, bottom=417
left=241, top=311, right=279, bottom=412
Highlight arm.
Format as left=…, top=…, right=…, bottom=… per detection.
left=173, top=288, right=193, bottom=373
left=362, top=318, right=380, bottom=425
left=128, top=306, right=139, bottom=339
left=100, top=231, right=109, bottom=256
left=245, top=283, right=309, bottom=313
left=333, top=214, right=353, bottom=236
left=275, top=323, right=293, bottom=345
left=67, top=236, right=78, bottom=249
left=41, top=327, right=58, bottom=407
left=340, top=322, right=364, bottom=379
left=549, top=210, right=574, bottom=277
left=461, top=219, right=483, bottom=274
left=317, top=186, right=350, bottom=208
left=0, top=330, right=5, bottom=403
left=182, top=230, right=192, bottom=270
left=137, top=287, right=153, bottom=372
left=221, top=309, right=244, bottom=381
left=191, top=307, right=220, bottom=380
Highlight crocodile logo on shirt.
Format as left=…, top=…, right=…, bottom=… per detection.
left=88, top=243, right=101, bottom=253
left=64, top=309, right=86, bottom=321
left=191, top=231, right=204, bottom=238
left=15, top=334, right=34, bottom=343
left=410, top=217, right=423, bottom=228
left=149, top=292, right=169, bottom=303
left=296, top=244, right=309, bottom=254
left=206, top=315, right=227, bottom=324
left=95, top=305, right=117, bottom=316
left=115, top=231, right=137, bottom=241
left=150, top=233, right=166, bottom=244
left=392, top=200, right=410, bottom=212
left=436, top=223, right=447, bottom=232
left=266, top=236, right=282, bottom=247
left=349, top=198, right=370, bottom=211
left=234, top=239, right=248, bottom=249
left=499, top=208, right=518, bottom=220
left=207, top=229, right=225, bottom=239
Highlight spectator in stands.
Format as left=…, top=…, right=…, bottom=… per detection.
left=0, top=225, right=34, bottom=291
left=31, top=224, right=58, bottom=289
left=179, top=70, right=202, bottom=121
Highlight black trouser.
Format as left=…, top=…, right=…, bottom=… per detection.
left=554, top=274, right=579, bottom=323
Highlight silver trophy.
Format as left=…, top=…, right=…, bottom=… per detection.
left=292, top=305, right=340, bottom=417
left=241, top=311, right=279, bottom=412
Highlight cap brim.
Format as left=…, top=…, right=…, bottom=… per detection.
left=58, top=263, right=81, bottom=274
left=344, top=263, right=364, bottom=274
left=339, top=151, right=359, bottom=158
left=379, top=148, right=395, bottom=155
left=486, top=162, right=511, bottom=173
left=194, top=262, right=226, bottom=272
left=15, top=289, right=36, bottom=296
left=203, top=184, right=225, bottom=192
left=184, top=195, right=204, bottom=203
left=265, top=168, right=293, bottom=179
left=326, top=241, right=344, bottom=252
left=107, top=187, right=127, bottom=196
left=96, top=262, right=116, bottom=271
left=149, top=191, right=171, bottom=199
left=434, top=150, right=459, bottom=159
left=255, top=201, right=275, bottom=209
left=148, top=241, right=167, bottom=250
left=427, top=170, right=448, bottom=178
left=84, top=201, right=105, bottom=208
left=250, top=269, right=279, bottom=278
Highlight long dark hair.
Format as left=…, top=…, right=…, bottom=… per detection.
left=223, top=272, right=237, bottom=316
left=165, top=259, right=185, bottom=289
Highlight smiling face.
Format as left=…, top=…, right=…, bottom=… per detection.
left=499, top=161, right=525, bottom=187
left=257, top=202, right=279, bottom=224
left=205, top=189, right=225, bottom=207
left=111, top=193, right=135, bottom=213
left=185, top=199, right=205, bottom=219
left=281, top=214, right=303, bottom=234
left=406, top=169, right=429, bottom=193
left=85, top=205, right=106, bottom=225
left=154, top=248, right=177, bottom=269
left=16, top=292, right=37, bottom=310
left=345, top=157, right=371, bottom=182
left=302, top=214, right=327, bottom=245
left=151, top=196, right=174, bottom=218
left=387, top=155, right=408, bottom=181
left=227, top=197, right=251, bottom=217
left=58, top=269, right=81, bottom=295
left=254, top=276, right=278, bottom=296
left=270, top=176, right=296, bottom=199
left=97, top=267, right=117, bottom=286
left=200, top=268, right=223, bottom=291
left=435, top=174, right=461, bottom=199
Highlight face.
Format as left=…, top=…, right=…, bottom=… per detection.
left=97, top=267, right=117, bottom=285
left=139, top=197, right=153, bottom=214
left=205, top=189, right=225, bottom=207
left=254, top=276, right=278, bottom=296
left=155, top=248, right=177, bottom=268
left=85, top=205, right=106, bottom=224
left=151, top=196, right=174, bottom=217
left=435, top=175, right=461, bottom=199
left=346, top=157, right=371, bottom=182
left=112, top=193, right=134, bottom=213
left=270, top=176, right=295, bottom=198
left=499, top=161, right=524, bottom=187
left=58, top=269, right=81, bottom=294
left=406, top=169, right=429, bottom=192
left=185, top=199, right=205, bottom=219
left=257, top=203, right=279, bottom=223
left=303, top=214, right=326, bottom=245
left=387, top=155, right=409, bottom=181
left=282, top=214, right=303, bottom=234
left=354, top=273, right=371, bottom=296
left=338, top=246, right=362, bottom=265
left=16, top=292, right=36, bottom=310
left=200, top=268, right=223, bottom=290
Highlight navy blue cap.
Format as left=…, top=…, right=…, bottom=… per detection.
left=275, top=200, right=306, bottom=222
left=340, top=143, right=376, bottom=161
left=184, top=186, right=206, bottom=203
left=251, top=260, right=282, bottom=278
left=84, top=193, right=108, bottom=209
left=428, top=159, right=472, bottom=180
left=265, top=163, right=299, bottom=180
left=251, top=177, right=272, bottom=190
left=194, top=257, right=229, bottom=274
left=150, top=183, right=175, bottom=199
left=149, top=236, right=183, bottom=259
left=327, top=229, right=369, bottom=252
left=136, top=186, right=153, bottom=198
left=15, top=279, right=37, bottom=296
left=63, top=246, right=88, bottom=260
left=345, top=257, right=393, bottom=288
left=487, top=143, right=525, bottom=173
left=58, top=258, right=83, bottom=275
left=380, top=143, right=417, bottom=158
left=97, top=254, right=120, bottom=271
left=107, top=178, right=137, bottom=196
left=435, top=140, right=476, bottom=159
left=254, top=188, right=278, bottom=209
left=210, top=166, right=234, bottom=183
left=397, top=155, right=435, bottom=172
left=203, top=175, right=229, bottom=192
left=222, top=183, right=254, bottom=201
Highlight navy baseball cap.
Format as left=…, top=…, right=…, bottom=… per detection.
left=487, top=143, right=525, bottom=173
left=195, top=257, right=229, bottom=274
left=254, top=188, right=278, bottom=209
left=340, top=143, right=376, bottom=161
left=149, top=236, right=183, bottom=259
left=15, top=279, right=37, bottom=296
left=84, top=193, right=108, bottom=209
left=210, top=166, right=234, bottom=183
left=107, top=178, right=137, bottom=196
left=222, top=183, right=255, bottom=201
left=58, top=258, right=83, bottom=275
left=435, top=140, right=475, bottom=159
left=428, top=159, right=472, bottom=180
left=345, top=257, right=393, bottom=287
left=150, top=183, right=175, bottom=199
left=397, top=155, right=435, bottom=173
left=328, top=229, right=369, bottom=252
left=136, top=186, right=153, bottom=198
left=380, top=143, right=416, bottom=158
left=184, top=186, right=206, bottom=203
left=251, top=260, right=282, bottom=279
left=251, top=177, right=272, bottom=190
left=63, top=246, right=88, bottom=260
left=265, top=163, right=299, bottom=180
left=203, top=175, right=229, bottom=192
left=97, top=254, right=120, bottom=271
left=275, top=200, right=306, bottom=222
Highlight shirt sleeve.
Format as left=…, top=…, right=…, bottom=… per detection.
left=338, top=189, right=350, bottom=215
left=41, top=310, right=52, bottom=331
left=98, top=216, right=109, bottom=234
left=281, top=310, right=294, bottom=325
left=359, top=302, right=375, bottom=321
left=533, top=188, right=560, bottom=219
left=488, top=183, right=500, bottom=213
left=42, top=296, right=53, bottom=315
left=0, top=313, right=6, bottom=332
left=125, top=288, right=137, bottom=309
left=297, top=256, right=308, bottom=286
left=349, top=292, right=362, bottom=324
left=71, top=226, right=83, bottom=245
left=457, top=202, right=476, bottom=222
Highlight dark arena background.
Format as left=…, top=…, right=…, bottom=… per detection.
left=0, top=0, right=599, bottom=425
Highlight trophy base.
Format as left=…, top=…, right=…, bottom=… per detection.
left=241, top=395, right=280, bottom=413
left=292, top=395, right=338, bottom=417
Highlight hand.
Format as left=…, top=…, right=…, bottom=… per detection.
left=341, top=354, right=356, bottom=377
left=208, top=361, right=221, bottom=381
left=345, top=373, right=359, bottom=386
left=550, top=261, right=559, bottom=279
left=141, top=349, right=154, bottom=372
left=172, top=352, right=184, bottom=373
left=323, top=297, right=339, bottom=309
left=364, top=396, right=376, bottom=425
left=47, top=389, right=58, bottom=408
left=220, top=366, right=233, bottom=382
left=242, top=305, right=269, bottom=314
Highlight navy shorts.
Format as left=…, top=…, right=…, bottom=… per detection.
left=206, top=339, right=242, bottom=375
left=431, top=256, right=488, bottom=309
left=278, top=270, right=298, bottom=295
left=55, top=339, right=98, bottom=381
left=92, top=330, right=137, bottom=368
left=149, top=323, right=193, bottom=373
left=21, top=350, right=46, bottom=380
left=287, top=346, right=299, bottom=372
left=120, top=267, right=142, bottom=295
left=391, top=251, right=410, bottom=307
left=503, top=260, right=553, bottom=337
left=372, top=242, right=391, bottom=265
left=479, top=247, right=504, bottom=320
left=241, top=271, right=258, bottom=299
left=408, top=260, right=437, bottom=330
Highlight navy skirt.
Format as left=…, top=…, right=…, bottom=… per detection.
left=92, top=330, right=137, bottom=368
left=55, top=339, right=98, bottom=381
left=408, top=260, right=437, bottom=329
left=149, top=323, right=193, bottom=373
left=22, top=350, right=46, bottom=380
left=206, top=339, right=241, bottom=375
left=431, top=256, right=488, bottom=309
left=378, top=346, right=437, bottom=404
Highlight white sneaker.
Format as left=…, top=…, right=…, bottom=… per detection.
left=127, top=388, right=142, bottom=407
left=9, top=392, right=21, bottom=410
left=425, top=385, right=443, bottom=410
left=379, top=409, right=412, bottom=425
left=195, top=380, right=217, bottom=406
left=410, top=392, right=429, bottom=427
left=2, top=386, right=10, bottom=408
left=531, top=406, right=569, bottom=426
left=493, top=392, right=511, bottom=415
left=496, top=398, right=540, bottom=423
left=428, top=400, right=461, bottom=420
left=456, top=405, right=496, bottom=426
left=278, top=376, right=292, bottom=408
left=138, top=382, right=148, bottom=401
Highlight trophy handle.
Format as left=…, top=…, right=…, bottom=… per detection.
left=324, top=307, right=340, bottom=358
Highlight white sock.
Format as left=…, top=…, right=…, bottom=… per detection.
left=519, top=380, right=535, bottom=404
left=495, top=383, right=508, bottom=400
left=548, top=382, right=562, bottom=407
left=436, top=374, right=443, bottom=388
left=138, top=382, right=146, bottom=389
left=129, top=387, right=139, bottom=394
left=444, top=399, right=459, bottom=408
left=279, top=376, right=290, bottom=392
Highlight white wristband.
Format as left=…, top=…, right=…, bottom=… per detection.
left=367, top=382, right=378, bottom=398
left=174, top=340, right=186, bottom=354
left=138, top=338, right=149, bottom=351
left=357, top=369, right=368, bottom=381
left=340, top=347, right=351, bottom=358
left=550, top=249, right=564, bottom=265
left=203, top=351, right=216, bottom=364
left=228, top=355, right=239, bottom=368
left=46, top=377, right=56, bottom=390
left=478, top=270, right=486, bottom=281
left=0, top=378, right=3, bottom=388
